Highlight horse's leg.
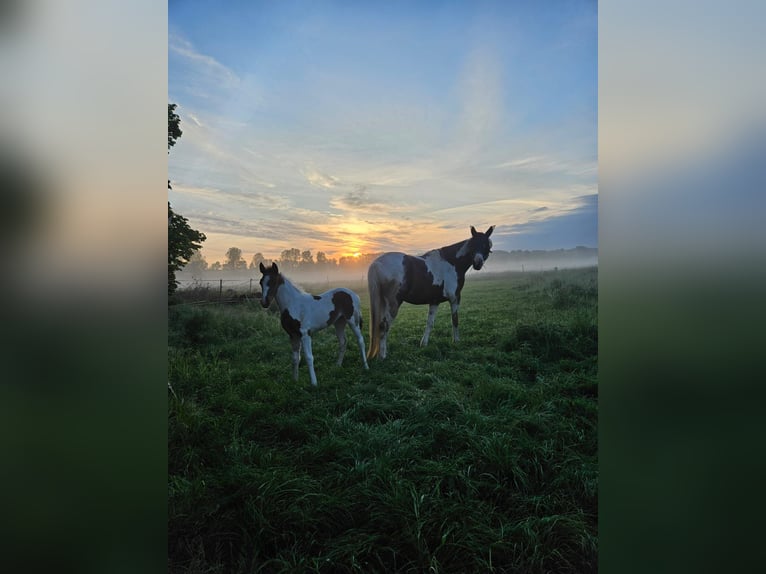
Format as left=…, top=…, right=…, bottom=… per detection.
left=335, top=320, right=347, bottom=366
left=380, top=296, right=400, bottom=359
left=290, top=336, right=302, bottom=381
left=301, top=333, right=318, bottom=386
left=420, top=303, right=439, bottom=346
left=349, top=320, right=369, bottom=370
left=449, top=298, right=460, bottom=342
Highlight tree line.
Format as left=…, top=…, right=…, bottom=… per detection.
left=183, top=247, right=380, bottom=276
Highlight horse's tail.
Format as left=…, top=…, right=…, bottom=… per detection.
left=367, top=263, right=382, bottom=359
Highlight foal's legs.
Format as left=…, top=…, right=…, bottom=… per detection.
left=348, top=320, right=369, bottom=370
left=290, top=336, right=302, bottom=380
left=334, top=319, right=347, bottom=366
left=301, top=333, right=318, bottom=386
left=420, top=303, right=439, bottom=346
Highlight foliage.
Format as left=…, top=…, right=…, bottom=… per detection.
left=186, top=251, right=208, bottom=276
left=169, top=203, right=207, bottom=297
left=168, top=102, right=206, bottom=298
left=249, top=253, right=267, bottom=270
left=169, top=268, right=598, bottom=572
left=169, top=103, right=182, bottom=151
left=225, top=247, right=248, bottom=270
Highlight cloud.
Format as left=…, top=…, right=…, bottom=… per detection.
left=304, top=168, right=340, bottom=189
left=493, top=155, right=597, bottom=176
left=169, top=34, right=240, bottom=86
left=493, top=194, right=598, bottom=250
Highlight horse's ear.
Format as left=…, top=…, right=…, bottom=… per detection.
left=470, top=225, right=478, bottom=238
left=259, top=262, right=266, bottom=273
left=272, top=262, right=279, bottom=273
left=485, top=225, right=495, bottom=237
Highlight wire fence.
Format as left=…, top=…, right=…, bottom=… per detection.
left=174, top=274, right=369, bottom=306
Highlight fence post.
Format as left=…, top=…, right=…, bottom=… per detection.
left=219, top=279, right=223, bottom=301
left=249, top=278, right=253, bottom=294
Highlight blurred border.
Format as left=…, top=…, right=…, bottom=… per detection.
left=1, top=1, right=765, bottom=573
left=600, top=1, right=766, bottom=572
left=0, top=2, right=167, bottom=573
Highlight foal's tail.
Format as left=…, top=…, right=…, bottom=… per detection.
left=367, top=263, right=382, bottom=359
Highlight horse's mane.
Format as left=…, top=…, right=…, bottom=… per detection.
left=279, top=273, right=308, bottom=294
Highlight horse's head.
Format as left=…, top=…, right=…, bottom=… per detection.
left=258, top=261, right=281, bottom=307
left=468, top=225, right=495, bottom=270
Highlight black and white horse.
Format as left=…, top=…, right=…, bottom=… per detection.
left=259, top=262, right=368, bottom=386
left=367, top=225, right=494, bottom=359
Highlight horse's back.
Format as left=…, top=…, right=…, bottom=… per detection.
left=318, top=287, right=361, bottom=322
left=369, top=252, right=407, bottom=284
left=370, top=251, right=453, bottom=305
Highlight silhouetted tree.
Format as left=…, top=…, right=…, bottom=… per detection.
left=185, top=250, right=208, bottom=276
left=168, top=203, right=206, bottom=295
left=300, top=250, right=314, bottom=266
left=223, top=246, right=247, bottom=270
left=249, top=252, right=266, bottom=270
left=168, top=102, right=206, bottom=296
left=279, top=248, right=301, bottom=269
left=168, top=104, right=182, bottom=151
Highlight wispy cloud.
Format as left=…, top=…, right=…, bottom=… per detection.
left=493, top=155, right=597, bottom=176
left=304, top=167, right=341, bottom=189
left=169, top=34, right=240, bottom=86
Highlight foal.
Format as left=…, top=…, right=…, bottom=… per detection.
left=259, top=262, right=368, bottom=386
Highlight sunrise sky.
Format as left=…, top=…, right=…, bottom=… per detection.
left=168, top=0, right=597, bottom=263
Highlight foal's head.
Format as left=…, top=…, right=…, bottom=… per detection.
left=468, top=225, right=495, bottom=270
left=258, top=261, right=282, bottom=308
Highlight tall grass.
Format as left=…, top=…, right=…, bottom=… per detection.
left=169, top=268, right=597, bottom=573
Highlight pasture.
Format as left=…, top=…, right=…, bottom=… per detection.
left=168, top=267, right=598, bottom=573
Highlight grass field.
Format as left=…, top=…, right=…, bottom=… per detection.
left=168, top=267, right=598, bottom=573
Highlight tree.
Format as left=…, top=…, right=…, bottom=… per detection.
left=279, top=248, right=301, bottom=269
left=168, top=203, right=206, bottom=295
left=168, top=103, right=182, bottom=151
left=249, top=252, right=266, bottom=270
left=168, top=102, right=206, bottom=297
left=185, top=250, right=208, bottom=276
left=316, top=251, right=327, bottom=265
left=223, top=246, right=247, bottom=270
left=301, top=250, right=314, bottom=266
left=211, top=261, right=222, bottom=271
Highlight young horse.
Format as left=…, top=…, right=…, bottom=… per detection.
left=259, top=262, right=368, bottom=386
left=367, top=225, right=494, bottom=359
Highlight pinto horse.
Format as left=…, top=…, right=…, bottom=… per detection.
left=367, top=225, right=494, bottom=359
left=259, top=262, right=368, bottom=386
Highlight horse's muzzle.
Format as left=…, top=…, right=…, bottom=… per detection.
left=473, top=254, right=485, bottom=270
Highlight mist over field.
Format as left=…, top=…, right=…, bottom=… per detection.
left=176, top=247, right=598, bottom=292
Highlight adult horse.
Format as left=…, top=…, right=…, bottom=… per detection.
left=259, top=262, right=368, bottom=386
left=367, top=225, right=495, bottom=359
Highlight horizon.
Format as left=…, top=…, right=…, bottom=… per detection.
left=184, top=244, right=598, bottom=273
left=169, top=1, right=597, bottom=262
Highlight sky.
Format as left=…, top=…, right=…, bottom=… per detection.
left=168, top=0, right=597, bottom=263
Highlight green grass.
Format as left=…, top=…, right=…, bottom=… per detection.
left=169, top=267, right=597, bottom=573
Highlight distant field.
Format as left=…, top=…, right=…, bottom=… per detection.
left=168, top=267, right=598, bottom=573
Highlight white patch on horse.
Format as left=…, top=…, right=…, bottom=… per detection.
left=455, top=239, right=471, bottom=259
left=424, top=250, right=458, bottom=300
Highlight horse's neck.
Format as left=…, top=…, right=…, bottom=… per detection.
left=275, top=277, right=304, bottom=309
left=441, top=240, right=473, bottom=274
